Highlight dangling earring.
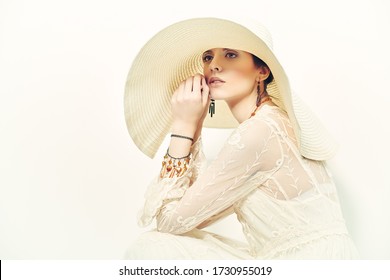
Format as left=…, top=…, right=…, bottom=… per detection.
left=251, top=80, right=272, bottom=118
left=256, top=81, right=261, bottom=107
left=209, top=99, right=215, bottom=117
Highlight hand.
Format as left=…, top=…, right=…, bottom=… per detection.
left=171, top=74, right=210, bottom=130
left=193, top=94, right=211, bottom=142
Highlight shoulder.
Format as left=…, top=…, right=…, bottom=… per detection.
left=256, top=104, right=288, bottom=122
left=254, top=104, right=298, bottom=146
left=240, top=104, right=287, bottom=134
left=226, top=108, right=277, bottom=152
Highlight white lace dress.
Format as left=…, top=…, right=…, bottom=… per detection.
left=125, top=104, right=360, bottom=259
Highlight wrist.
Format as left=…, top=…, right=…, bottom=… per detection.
left=193, top=123, right=203, bottom=142
left=171, top=121, right=197, bottom=137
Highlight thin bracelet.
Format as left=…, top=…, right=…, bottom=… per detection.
left=166, top=148, right=191, bottom=160
left=171, top=134, right=194, bottom=142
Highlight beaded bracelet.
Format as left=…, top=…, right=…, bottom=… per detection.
left=166, top=148, right=190, bottom=160
left=171, top=134, right=194, bottom=142
left=160, top=149, right=191, bottom=178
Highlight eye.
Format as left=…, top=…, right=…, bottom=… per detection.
left=202, top=54, right=213, bottom=63
left=226, top=52, right=237, bottom=59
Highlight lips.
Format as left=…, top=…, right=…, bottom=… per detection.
left=208, top=77, right=225, bottom=85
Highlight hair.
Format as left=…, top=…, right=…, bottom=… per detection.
left=252, top=55, right=274, bottom=87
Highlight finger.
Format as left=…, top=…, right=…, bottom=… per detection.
left=183, top=76, right=193, bottom=95
left=192, top=74, right=202, bottom=94
left=201, top=77, right=210, bottom=106
left=172, top=81, right=185, bottom=102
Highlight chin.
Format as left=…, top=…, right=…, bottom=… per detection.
left=209, top=89, right=227, bottom=100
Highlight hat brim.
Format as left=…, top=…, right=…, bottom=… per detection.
left=124, top=17, right=337, bottom=160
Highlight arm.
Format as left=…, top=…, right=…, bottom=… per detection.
left=196, top=205, right=235, bottom=229
left=137, top=135, right=206, bottom=227
left=137, top=74, right=282, bottom=233
left=166, top=74, right=209, bottom=159
left=156, top=117, right=282, bottom=234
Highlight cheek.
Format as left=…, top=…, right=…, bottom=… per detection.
left=223, top=73, right=253, bottom=97
left=203, top=67, right=213, bottom=83
left=226, top=67, right=256, bottom=84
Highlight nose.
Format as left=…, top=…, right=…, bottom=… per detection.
left=209, top=56, right=222, bottom=72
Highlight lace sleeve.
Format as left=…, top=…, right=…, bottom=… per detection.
left=137, top=137, right=206, bottom=227
left=156, top=117, right=283, bottom=234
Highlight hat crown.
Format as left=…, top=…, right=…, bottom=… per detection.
left=228, top=17, right=274, bottom=50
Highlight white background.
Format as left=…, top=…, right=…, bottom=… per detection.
left=0, top=0, right=389, bottom=259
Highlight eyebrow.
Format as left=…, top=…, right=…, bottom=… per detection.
left=203, top=48, right=237, bottom=54
left=223, top=48, right=237, bottom=52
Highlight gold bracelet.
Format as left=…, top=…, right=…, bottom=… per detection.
left=160, top=150, right=191, bottom=178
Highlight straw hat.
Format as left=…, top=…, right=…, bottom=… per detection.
left=124, top=17, right=338, bottom=160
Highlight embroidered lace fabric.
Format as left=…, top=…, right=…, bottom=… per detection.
left=125, top=104, right=359, bottom=259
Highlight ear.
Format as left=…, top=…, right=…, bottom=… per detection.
left=257, top=66, right=270, bottom=82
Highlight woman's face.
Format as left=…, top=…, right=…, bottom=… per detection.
left=202, top=48, right=259, bottom=104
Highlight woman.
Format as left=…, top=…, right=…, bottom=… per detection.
left=123, top=17, right=359, bottom=259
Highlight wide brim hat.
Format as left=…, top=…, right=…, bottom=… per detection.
left=124, top=17, right=338, bottom=160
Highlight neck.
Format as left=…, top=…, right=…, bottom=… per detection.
left=225, top=92, right=258, bottom=124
